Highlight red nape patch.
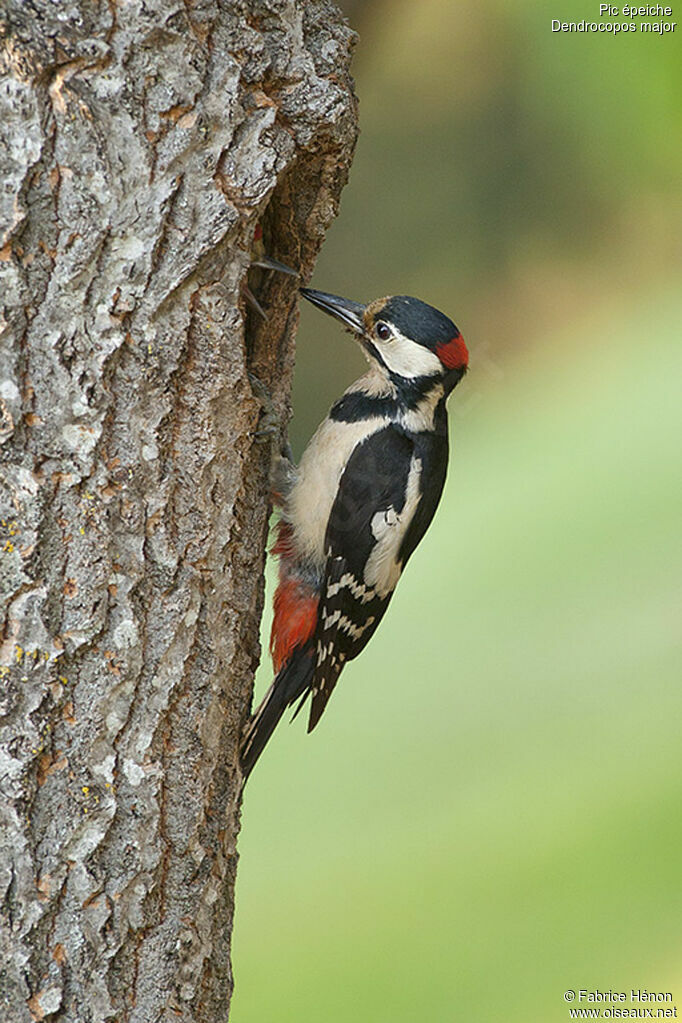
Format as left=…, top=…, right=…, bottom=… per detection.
left=436, top=333, right=469, bottom=370
left=270, top=577, right=319, bottom=673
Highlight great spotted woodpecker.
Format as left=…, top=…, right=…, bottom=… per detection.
left=241, top=287, right=469, bottom=778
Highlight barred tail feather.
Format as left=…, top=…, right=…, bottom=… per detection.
left=240, top=646, right=314, bottom=780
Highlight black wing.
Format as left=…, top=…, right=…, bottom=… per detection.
left=307, top=422, right=449, bottom=730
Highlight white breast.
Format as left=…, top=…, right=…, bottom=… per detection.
left=286, top=414, right=389, bottom=568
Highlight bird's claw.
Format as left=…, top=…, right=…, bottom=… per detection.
left=248, top=374, right=295, bottom=469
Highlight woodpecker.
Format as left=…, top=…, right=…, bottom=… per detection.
left=241, top=287, right=469, bottom=778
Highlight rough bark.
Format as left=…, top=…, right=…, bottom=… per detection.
left=0, top=2, right=357, bottom=1020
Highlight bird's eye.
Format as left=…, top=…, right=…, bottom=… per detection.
left=375, top=322, right=392, bottom=341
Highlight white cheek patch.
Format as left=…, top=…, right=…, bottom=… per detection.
left=363, top=456, right=422, bottom=598
left=378, top=330, right=443, bottom=380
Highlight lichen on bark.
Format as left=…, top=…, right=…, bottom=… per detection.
left=0, top=2, right=357, bottom=1020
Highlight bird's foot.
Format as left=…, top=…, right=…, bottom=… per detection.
left=249, top=372, right=279, bottom=441
left=248, top=373, right=293, bottom=460
left=248, top=373, right=296, bottom=501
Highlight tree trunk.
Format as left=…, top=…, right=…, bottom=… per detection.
left=0, top=2, right=357, bottom=1020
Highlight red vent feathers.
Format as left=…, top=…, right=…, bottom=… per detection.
left=270, top=578, right=318, bottom=672
left=270, top=521, right=319, bottom=672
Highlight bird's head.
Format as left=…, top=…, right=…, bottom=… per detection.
left=300, top=288, right=468, bottom=394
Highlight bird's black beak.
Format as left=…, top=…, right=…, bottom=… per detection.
left=251, top=255, right=298, bottom=276
left=299, top=288, right=366, bottom=334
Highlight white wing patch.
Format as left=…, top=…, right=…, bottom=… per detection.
left=363, top=456, right=423, bottom=599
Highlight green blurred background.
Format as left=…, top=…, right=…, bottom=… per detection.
left=233, top=2, right=681, bottom=1020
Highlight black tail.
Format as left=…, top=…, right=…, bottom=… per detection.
left=240, top=647, right=314, bottom=781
